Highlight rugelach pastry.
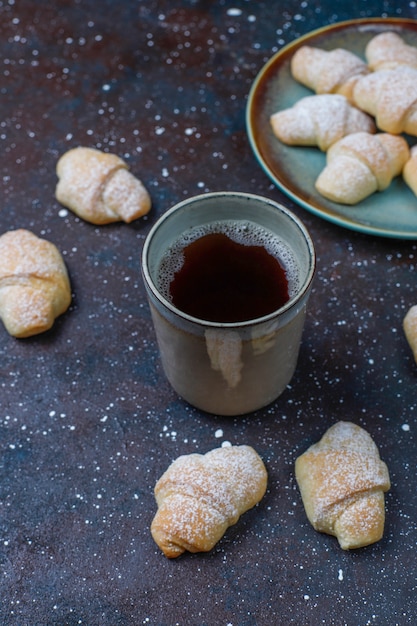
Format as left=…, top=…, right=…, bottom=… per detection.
left=151, top=445, right=268, bottom=558
left=365, top=31, right=417, bottom=71
left=403, top=144, right=417, bottom=196
left=295, top=421, right=390, bottom=550
left=291, top=46, right=369, bottom=102
left=352, top=66, right=417, bottom=136
left=270, top=94, right=376, bottom=151
left=0, top=229, right=71, bottom=338
left=315, top=131, right=409, bottom=204
left=56, top=146, right=151, bottom=224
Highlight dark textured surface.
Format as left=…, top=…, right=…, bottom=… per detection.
left=1, top=1, right=417, bottom=625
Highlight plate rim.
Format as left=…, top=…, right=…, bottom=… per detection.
left=246, top=17, right=417, bottom=239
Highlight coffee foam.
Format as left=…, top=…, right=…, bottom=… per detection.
left=157, top=220, right=300, bottom=303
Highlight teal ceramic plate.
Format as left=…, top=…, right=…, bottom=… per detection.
left=246, top=18, right=417, bottom=238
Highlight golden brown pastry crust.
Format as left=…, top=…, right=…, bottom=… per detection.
left=56, top=146, right=151, bottom=224
left=403, top=304, right=417, bottom=362
left=295, top=421, right=390, bottom=550
left=315, top=131, right=409, bottom=204
left=0, top=229, right=71, bottom=338
left=403, top=144, right=417, bottom=196
left=151, top=445, right=268, bottom=558
left=270, top=94, right=376, bottom=151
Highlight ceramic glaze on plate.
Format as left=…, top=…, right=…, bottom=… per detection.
left=246, top=18, right=417, bottom=238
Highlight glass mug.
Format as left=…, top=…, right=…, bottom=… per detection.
left=142, top=192, right=315, bottom=416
